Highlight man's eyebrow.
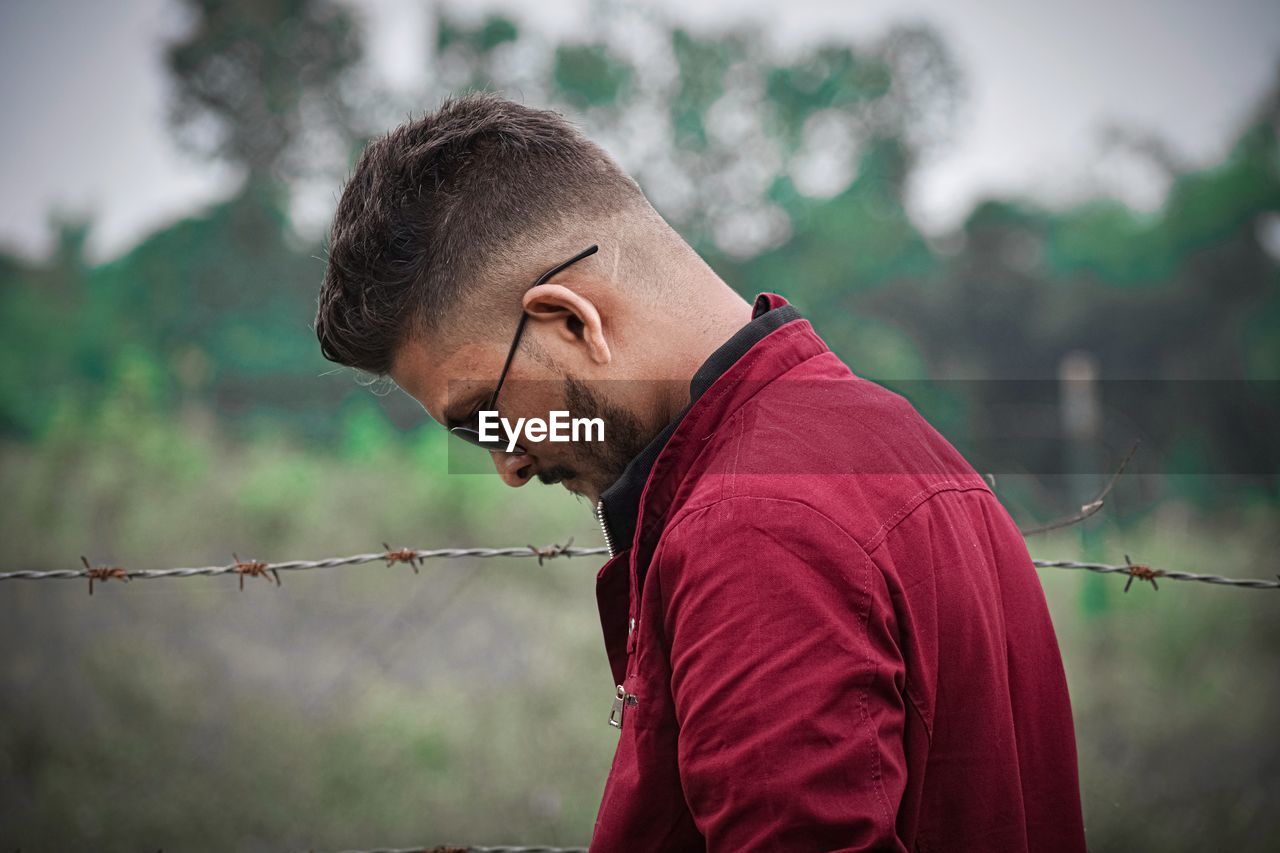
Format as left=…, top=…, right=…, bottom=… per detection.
left=442, top=390, right=488, bottom=428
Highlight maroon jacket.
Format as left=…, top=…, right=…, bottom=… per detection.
left=589, top=294, right=1086, bottom=852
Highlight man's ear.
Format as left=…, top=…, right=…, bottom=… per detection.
left=523, top=283, right=611, bottom=366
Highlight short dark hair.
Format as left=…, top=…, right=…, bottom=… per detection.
left=315, top=92, right=643, bottom=374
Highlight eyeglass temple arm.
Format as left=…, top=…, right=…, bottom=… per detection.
left=484, top=244, right=600, bottom=410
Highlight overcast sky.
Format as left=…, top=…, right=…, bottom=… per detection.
left=1, top=0, right=1277, bottom=260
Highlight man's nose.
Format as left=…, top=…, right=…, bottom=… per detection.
left=492, top=450, right=534, bottom=488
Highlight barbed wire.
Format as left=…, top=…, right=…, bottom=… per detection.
left=2, top=546, right=1275, bottom=853
left=1031, top=557, right=1280, bottom=590
left=0, top=543, right=601, bottom=587
left=0, top=541, right=1276, bottom=592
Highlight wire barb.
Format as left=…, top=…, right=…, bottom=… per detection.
left=232, top=553, right=280, bottom=591
left=80, top=556, right=129, bottom=596
left=528, top=537, right=574, bottom=565
left=1122, top=554, right=1163, bottom=593
left=383, top=543, right=422, bottom=575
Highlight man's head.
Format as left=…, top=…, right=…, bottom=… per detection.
left=316, top=93, right=743, bottom=503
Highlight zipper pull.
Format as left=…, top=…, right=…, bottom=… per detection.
left=609, top=684, right=626, bottom=728
left=608, top=684, right=639, bottom=729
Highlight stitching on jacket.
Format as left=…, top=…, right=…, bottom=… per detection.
left=656, top=495, right=900, bottom=831
left=726, top=410, right=745, bottom=501
left=862, top=480, right=992, bottom=555
left=874, top=486, right=1010, bottom=744
left=904, top=679, right=933, bottom=744
left=851, top=517, right=896, bottom=831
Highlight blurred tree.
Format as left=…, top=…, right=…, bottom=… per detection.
left=424, top=6, right=959, bottom=265
left=859, top=72, right=1280, bottom=503
left=165, top=0, right=361, bottom=190
left=0, top=1, right=1274, bottom=504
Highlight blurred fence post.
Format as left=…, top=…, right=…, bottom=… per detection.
left=1059, top=350, right=1109, bottom=616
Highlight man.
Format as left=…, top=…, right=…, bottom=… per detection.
left=315, top=92, right=1087, bottom=852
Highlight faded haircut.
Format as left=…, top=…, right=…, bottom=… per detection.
left=315, top=92, right=647, bottom=374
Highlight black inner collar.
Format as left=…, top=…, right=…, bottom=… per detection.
left=597, top=297, right=801, bottom=553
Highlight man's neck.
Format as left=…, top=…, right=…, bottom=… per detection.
left=656, top=283, right=755, bottom=423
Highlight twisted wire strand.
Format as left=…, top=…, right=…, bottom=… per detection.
left=1031, top=559, right=1280, bottom=589
left=0, top=545, right=1276, bottom=590
left=0, top=546, right=610, bottom=581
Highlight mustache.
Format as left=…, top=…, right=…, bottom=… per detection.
left=537, top=465, right=579, bottom=486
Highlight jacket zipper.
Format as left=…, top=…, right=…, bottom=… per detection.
left=598, top=497, right=636, bottom=728
left=595, top=498, right=616, bottom=556
left=609, top=683, right=639, bottom=729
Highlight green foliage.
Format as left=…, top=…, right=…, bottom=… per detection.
left=437, top=13, right=518, bottom=52
left=166, top=0, right=361, bottom=180
left=766, top=46, right=891, bottom=144
left=553, top=44, right=634, bottom=108
left=432, top=13, right=526, bottom=93
left=1046, top=199, right=1176, bottom=285
left=670, top=28, right=736, bottom=151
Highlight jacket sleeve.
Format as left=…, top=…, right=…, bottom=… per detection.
left=655, top=496, right=909, bottom=852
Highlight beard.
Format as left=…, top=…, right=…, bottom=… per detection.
left=536, top=377, right=656, bottom=497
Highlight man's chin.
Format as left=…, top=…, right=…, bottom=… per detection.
left=535, top=462, right=613, bottom=503
left=560, top=477, right=593, bottom=500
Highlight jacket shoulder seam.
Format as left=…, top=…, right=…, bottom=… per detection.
left=663, top=494, right=863, bottom=555
left=862, top=480, right=993, bottom=555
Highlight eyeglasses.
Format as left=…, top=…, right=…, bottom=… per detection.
left=448, top=244, right=600, bottom=455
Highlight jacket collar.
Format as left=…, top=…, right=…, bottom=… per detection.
left=595, top=293, right=802, bottom=556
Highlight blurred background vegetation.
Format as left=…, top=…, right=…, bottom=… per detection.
left=1, top=0, right=1277, bottom=850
